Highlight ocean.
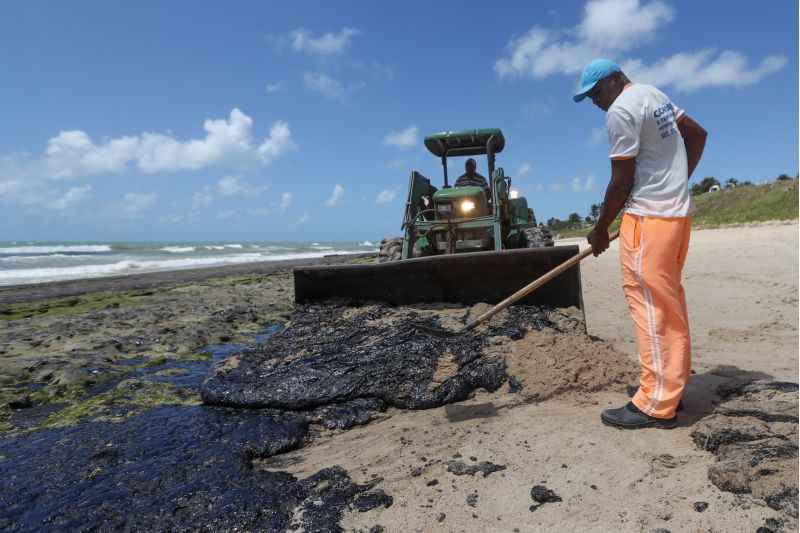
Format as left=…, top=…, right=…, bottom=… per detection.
left=0, top=240, right=379, bottom=286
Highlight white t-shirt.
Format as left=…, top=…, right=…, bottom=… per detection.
left=606, top=84, right=693, bottom=217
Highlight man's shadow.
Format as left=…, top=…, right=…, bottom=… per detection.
left=627, top=364, right=776, bottom=428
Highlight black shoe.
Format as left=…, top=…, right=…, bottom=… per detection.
left=601, top=402, right=677, bottom=430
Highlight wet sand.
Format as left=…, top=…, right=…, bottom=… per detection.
left=1, top=224, right=797, bottom=531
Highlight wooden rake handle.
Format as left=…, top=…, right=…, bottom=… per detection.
left=463, top=230, right=620, bottom=331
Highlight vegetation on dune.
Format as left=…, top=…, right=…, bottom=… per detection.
left=551, top=176, right=798, bottom=238
left=691, top=179, right=798, bottom=226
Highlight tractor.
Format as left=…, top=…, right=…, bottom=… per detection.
left=293, top=128, right=584, bottom=314
left=377, top=128, right=553, bottom=262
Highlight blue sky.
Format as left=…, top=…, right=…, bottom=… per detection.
left=1, top=0, right=797, bottom=241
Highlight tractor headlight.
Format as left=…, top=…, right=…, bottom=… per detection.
left=509, top=189, right=519, bottom=199
left=460, top=200, right=476, bottom=213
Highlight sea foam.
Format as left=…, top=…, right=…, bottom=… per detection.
left=0, top=250, right=367, bottom=286
left=0, top=244, right=113, bottom=255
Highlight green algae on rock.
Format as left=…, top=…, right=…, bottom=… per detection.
left=39, top=380, right=200, bottom=429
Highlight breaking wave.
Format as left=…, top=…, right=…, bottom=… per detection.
left=160, top=246, right=197, bottom=253
left=0, top=245, right=113, bottom=254
left=0, top=251, right=367, bottom=286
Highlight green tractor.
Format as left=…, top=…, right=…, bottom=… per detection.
left=293, top=128, right=584, bottom=313
left=377, top=128, right=553, bottom=262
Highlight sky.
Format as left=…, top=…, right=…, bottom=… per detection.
left=1, top=0, right=797, bottom=242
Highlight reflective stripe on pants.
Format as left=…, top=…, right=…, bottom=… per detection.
left=619, top=213, right=692, bottom=419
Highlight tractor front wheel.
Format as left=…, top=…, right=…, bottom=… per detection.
left=377, top=237, right=404, bottom=263
left=522, top=227, right=555, bottom=248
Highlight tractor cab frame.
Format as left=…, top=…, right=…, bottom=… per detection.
left=401, top=129, right=534, bottom=259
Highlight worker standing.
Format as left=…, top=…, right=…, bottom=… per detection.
left=574, top=59, right=707, bottom=429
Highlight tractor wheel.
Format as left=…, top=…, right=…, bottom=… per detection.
left=522, top=227, right=555, bottom=248
left=377, top=237, right=404, bottom=263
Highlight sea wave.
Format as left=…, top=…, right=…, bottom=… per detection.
left=0, top=250, right=369, bottom=286
left=0, top=244, right=112, bottom=255
left=160, top=246, right=197, bottom=253
left=360, top=241, right=374, bottom=246
left=202, top=244, right=244, bottom=250
left=0, top=254, right=97, bottom=263
left=261, top=245, right=296, bottom=251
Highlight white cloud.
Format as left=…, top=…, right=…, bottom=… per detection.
left=122, top=192, right=158, bottom=217
left=571, top=175, right=595, bottom=192
left=192, top=187, right=214, bottom=210
left=495, top=0, right=672, bottom=79
left=623, top=50, right=788, bottom=92
left=192, top=175, right=269, bottom=211
left=494, top=0, right=784, bottom=92
left=46, top=185, right=93, bottom=210
left=290, top=28, right=358, bottom=56
left=215, top=175, right=268, bottom=197
left=550, top=182, right=563, bottom=192
left=577, top=0, right=673, bottom=51
left=14, top=109, right=295, bottom=183
left=0, top=110, right=297, bottom=215
left=45, top=131, right=140, bottom=179
left=517, top=162, right=533, bottom=178
left=303, top=72, right=346, bottom=100
left=280, top=192, right=292, bottom=210
left=535, top=183, right=545, bottom=192
left=216, top=209, right=237, bottom=220
left=590, top=127, right=606, bottom=145
left=258, top=121, right=296, bottom=163
left=325, top=184, right=344, bottom=207
left=265, top=82, right=282, bottom=93
left=383, top=126, right=418, bottom=149
left=375, top=189, right=396, bottom=204
left=0, top=178, right=92, bottom=212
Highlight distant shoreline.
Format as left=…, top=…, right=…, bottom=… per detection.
left=0, top=252, right=375, bottom=306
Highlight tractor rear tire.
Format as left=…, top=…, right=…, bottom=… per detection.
left=522, top=227, right=555, bottom=248
left=377, top=237, right=404, bottom=263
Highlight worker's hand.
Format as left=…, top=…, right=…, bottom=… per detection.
left=587, top=226, right=610, bottom=257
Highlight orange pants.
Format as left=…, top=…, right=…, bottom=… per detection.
left=619, top=213, right=692, bottom=419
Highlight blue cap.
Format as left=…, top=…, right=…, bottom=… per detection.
left=573, top=58, right=621, bottom=102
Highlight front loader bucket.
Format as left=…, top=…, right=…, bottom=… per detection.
left=294, top=245, right=585, bottom=317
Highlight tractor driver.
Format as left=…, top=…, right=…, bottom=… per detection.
left=454, top=158, right=488, bottom=189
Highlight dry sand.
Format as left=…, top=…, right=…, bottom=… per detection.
left=580, top=222, right=799, bottom=382
left=288, top=223, right=798, bottom=532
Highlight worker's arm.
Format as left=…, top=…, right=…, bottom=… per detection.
left=587, top=158, right=636, bottom=256
left=677, top=114, right=707, bottom=179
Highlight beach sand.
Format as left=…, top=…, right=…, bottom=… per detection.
left=1, top=224, right=796, bottom=531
